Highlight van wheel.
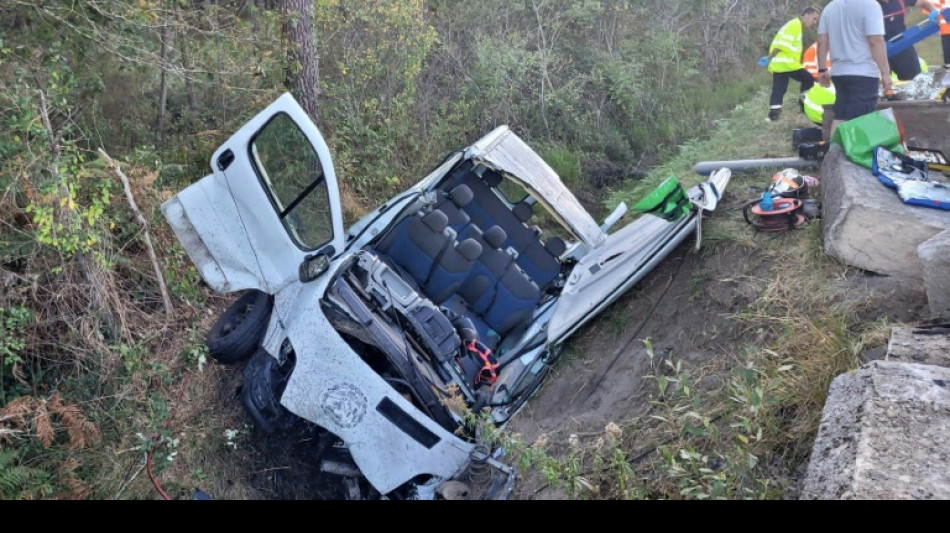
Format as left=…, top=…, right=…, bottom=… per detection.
left=206, top=290, right=273, bottom=364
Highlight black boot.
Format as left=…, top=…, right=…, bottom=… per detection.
left=768, top=109, right=782, bottom=121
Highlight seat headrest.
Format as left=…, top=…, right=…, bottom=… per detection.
left=513, top=202, right=533, bottom=223
left=482, top=170, right=503, bottom=188
left=484, top=226, right=508, bottom=249
left=457, top=239, right=483, bottom=262
left=422, top=210, right=449, bottom=233
left=449, top=185, right=474, bottom=207
left=545, top=237, right=567, bottom=257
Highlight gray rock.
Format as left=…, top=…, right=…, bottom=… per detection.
left=919, top=231, right=950, bottom=320
left=820, top=145, right=950, bottom=280
left=887, top=327, right=950, bottom=367
left=801, top=361, right=950, bottom=500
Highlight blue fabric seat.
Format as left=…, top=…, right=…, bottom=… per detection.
left=375, top=209, right=481, bottom=305
left=376, top=210, right=452, bottom=288
left=433, top=184, right=474, bottom=232
left=479, top=266, right=541, bottom=337
left=457, top=170, right=563, bottom=289
left=424, top=237, right=481, bottom=304
left=458, top=226, right=513, bottom=315
left=515, top=236, right=566, bottom=289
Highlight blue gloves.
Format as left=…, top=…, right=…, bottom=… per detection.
left=758, top=56, right=770, bottom=68
left=930, top=10, right=941, bottom=24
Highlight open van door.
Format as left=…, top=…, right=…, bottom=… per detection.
left=162, top=93, right=345, bottom=295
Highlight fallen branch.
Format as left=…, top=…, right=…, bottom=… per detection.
left=98, top=148, right=174, bottom=317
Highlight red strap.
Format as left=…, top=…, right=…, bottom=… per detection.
left=465, top=339, right=499, bottom=386
left=884, top=0, right=907, bottom=17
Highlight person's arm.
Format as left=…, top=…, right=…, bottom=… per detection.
left=868, top=35, right=893, bottom=92
left=916, top=1, right=938, bottom=13
left=817, top=33, right=832, bottom=87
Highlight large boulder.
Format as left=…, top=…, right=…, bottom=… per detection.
left=801, top=361, right=950, bottom=500
left=820, top=145, right=950, bottom=280
left=919, top=230, right=950, bottom=320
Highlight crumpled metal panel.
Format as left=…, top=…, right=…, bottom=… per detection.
left=547, top=213, right=695, bottom=344
left=162, top=175, right=271, bottom=294
left=466, top=127, right=606, bottom=249
left=278, top=279, right=474, bottom=495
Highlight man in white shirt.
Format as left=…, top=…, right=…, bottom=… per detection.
left=817, top=0, right=893, bottom=138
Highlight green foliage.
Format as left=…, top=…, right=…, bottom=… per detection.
left=181, top=328, right=209, bottom=373
left=0, top=306, right=31, bottom=368
left=318, top=0, right=438, bottom=208
left=24, top=148, right=115, bottom=263
left=163, top=245, right=206, bottom=307
left=650, top=354, right=779, bottom=500
left=0, top=306, right=32, bottom=404
left=538, top=145, right=583, bottom=189
left=0, top=450, right=54, bottom=500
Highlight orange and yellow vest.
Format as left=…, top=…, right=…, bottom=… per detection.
left=802, top=43, right=832, bottom=79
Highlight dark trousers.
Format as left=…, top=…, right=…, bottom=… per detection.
left=944, top=35, right=950, bottom=65
left=770, top=69, right=815, bottom=108
left=890, top=47, right=922, bottom=81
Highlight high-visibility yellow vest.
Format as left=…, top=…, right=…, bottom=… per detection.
left=769, top=18, right=805, bottom=74
left=803, top=84, right=836, bottom=125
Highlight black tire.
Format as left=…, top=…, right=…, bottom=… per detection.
left=206, top=290, right=273, bottom=364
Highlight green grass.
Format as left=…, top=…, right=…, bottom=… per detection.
left=909, top=11, right=947, bottom=68
left=606, top=89, right=810, bottom=217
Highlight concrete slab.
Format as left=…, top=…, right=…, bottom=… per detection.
left=887, top=327, right=950, bottom=367
left=801, top=361, right=950, bottom=500
left=919, top=231, right=950, bottom=319
left=820, top=145, right=950, bottom=280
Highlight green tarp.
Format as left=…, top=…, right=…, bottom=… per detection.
left=633, top=177, right=691, bottom=221
left=832, top=108, right=904, bottom=169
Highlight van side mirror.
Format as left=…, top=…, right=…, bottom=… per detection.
left=299, top=251, right=332, bottom=282
left=600, top=202, right=628, bottom=233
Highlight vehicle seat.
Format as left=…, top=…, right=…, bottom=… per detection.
left=460, top=171, right=543, bottom=257
left=458, top=226, right=514, bottom=314
left=516, top=235, right=566, bottom=289
left=433, top=184, right=474, bottom=232
left=375, top=209, right=453, bottom=289
left=477, top=265, right=541, bottom=339
left=424, top=237, right=482, bottom=304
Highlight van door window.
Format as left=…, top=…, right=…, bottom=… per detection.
left=251, top=113, right=334, bottom=250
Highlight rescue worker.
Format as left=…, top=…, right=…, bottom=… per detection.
left=803, top=42, right=833, bottom=79
left=877, top=0, right=941, bottom=80
left=803, top=83, right=837, bottom=125
left=929, top=0, right=950, bottom=68
left=762, top=7, right=822, bottom=121
left=802, top=55, right=930, bottom=125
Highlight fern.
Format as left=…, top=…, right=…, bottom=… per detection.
left=0, top=450, right=52, bottom=499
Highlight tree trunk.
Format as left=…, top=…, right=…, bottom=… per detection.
left=156, top=18, right=171, bottom=146
left=179, top=24, right=197, bottom=114
left=280, top=0, right=321, bottom=123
